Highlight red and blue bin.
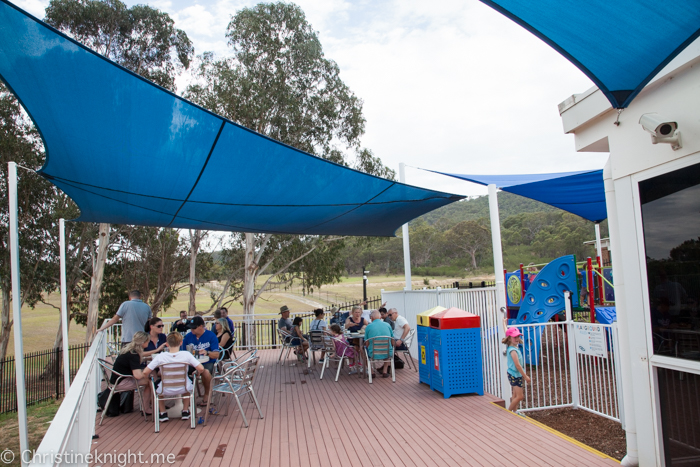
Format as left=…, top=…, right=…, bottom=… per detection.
left=429, top=307, right=483, bottom=398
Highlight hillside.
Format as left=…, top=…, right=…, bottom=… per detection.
left=417, top=192, right=558, bottom=224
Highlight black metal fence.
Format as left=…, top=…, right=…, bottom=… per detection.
left=235, top=296, right=382, bottom=348
left=453, top=281, right=496, bottom=289
left=0, top=343, right=91, bottom=415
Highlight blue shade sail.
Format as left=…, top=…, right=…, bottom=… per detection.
left=0, top=1, right=462, bottom=236
left=435, top=169, right=606, bottom=223
left=479, top=0, right=700, bottom=109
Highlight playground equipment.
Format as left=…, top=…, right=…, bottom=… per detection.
left=505, top=254, right=615, bottom=364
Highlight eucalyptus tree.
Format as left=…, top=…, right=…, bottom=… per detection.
left=186, top=2, right=394, bottom=341
left=0, top=87, right=57, bottom=362
left=44, top=0, right=195, bottom=341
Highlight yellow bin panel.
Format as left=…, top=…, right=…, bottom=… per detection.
left=416, top=306, right=446, bottom=327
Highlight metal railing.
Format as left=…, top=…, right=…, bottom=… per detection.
left=382, top=287, right=622, bottom=421
left=30, top=332, right=106, bottom=466
left=0, top=343, right=91, bottom=415
left=104, top=297, right=382, bottom=351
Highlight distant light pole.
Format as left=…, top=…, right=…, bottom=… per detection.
left=362, top=266, right=369, bottom=309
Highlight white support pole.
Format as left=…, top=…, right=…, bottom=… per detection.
left=9, top=162, right=29, bottom=465
left=594, top=222, right=603, bottom=260
left=487, top=184, right=510, bottom=401
left=399, top=163, right=412, bottom=291
left=565, top=291, right=580, bottom=409
left=59, top=219, right=71, bottom=393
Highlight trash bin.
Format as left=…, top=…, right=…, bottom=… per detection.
left=429, top=307, right=483, bottom=398
left=416, top=306, right=446, bottom=385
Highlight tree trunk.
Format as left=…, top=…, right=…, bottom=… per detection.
left=85, top=223, right=110, bottom=344
left=0, top=281, right=12, bottom=363
left=188, top=230, right=202, bottom=315
left=242, top=233, right=258, bottom=347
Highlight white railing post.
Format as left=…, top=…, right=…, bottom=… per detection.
left=9, top=162, right=29, bottom=465
left=436, top=286, right=441, bottom=307
left=612, top=322, right=625, bottom=429
left=565, top=291, right=580, bottom=409
left=59, top=218, right=71, bottom=393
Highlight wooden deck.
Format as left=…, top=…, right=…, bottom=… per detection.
left=93, top=349, right=619, bottom=466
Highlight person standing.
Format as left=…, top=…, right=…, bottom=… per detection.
left=98, top=290, right=152, bottom=345
left=502, top=327, right=530, bottom=412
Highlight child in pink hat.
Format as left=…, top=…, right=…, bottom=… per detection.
left=502, top=327, right=531, bottom=412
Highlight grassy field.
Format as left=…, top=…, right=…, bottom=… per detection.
left=0, top=399, right=62, bottom=466
left=4, top=274, right=494, bottom=355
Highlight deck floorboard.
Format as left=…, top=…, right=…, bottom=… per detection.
left=92, top=349, right=618, bottom=467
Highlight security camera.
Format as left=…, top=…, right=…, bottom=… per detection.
left=639, top=113, right=682, bottom=150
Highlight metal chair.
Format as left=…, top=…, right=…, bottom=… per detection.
left=204, top=356, right=264, bottom=428
left=364, top=336, right=395, bottom=383
left=277, top=329, right=300, bottom=364
left=398, top=328, right=417, bottom=371
left=214, top=338, right=237, bottom=376
left=97, top=358, right=147, bottom=426
left=307, top=330, right=327, bottom=367
left=149, top=362, right=196, bottom=433
left=320, top=334, right=352, bottom=381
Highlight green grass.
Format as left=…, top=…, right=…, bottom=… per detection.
left=5, top=273, right=495, bottom=355
left=0, top=399, right=62, bottom=466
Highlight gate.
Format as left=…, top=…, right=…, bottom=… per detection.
left=382, top=288, right=623, bottom=423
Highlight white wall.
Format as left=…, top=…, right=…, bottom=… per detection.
left=560, top=39, right=700, bottom=467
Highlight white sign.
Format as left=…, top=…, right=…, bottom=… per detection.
left=574, top=323, right=607, bottom=358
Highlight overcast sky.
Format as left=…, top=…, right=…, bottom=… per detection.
left=17, top=0, right=610, bottom=198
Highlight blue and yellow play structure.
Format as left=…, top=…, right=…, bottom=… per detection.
left=505, top=255, right=615, bottom=364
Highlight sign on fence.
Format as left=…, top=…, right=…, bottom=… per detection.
left=574, top=323, right=607, bottom=358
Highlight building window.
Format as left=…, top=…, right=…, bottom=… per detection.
left=639, top=162, right=700, bottom=361
left=657, top=368, right=700, bottom=465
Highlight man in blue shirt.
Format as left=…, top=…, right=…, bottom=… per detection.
left=98, top=290, right=151, bottom=344
left=182, top=316, right=219, bottom=405
left=364, top=310, right=394, bottom=378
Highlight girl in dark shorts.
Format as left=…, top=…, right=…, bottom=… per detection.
left=502, top=327, right=531, bottom=412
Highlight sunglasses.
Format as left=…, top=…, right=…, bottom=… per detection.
left=155, top=324, right=164, bottom=328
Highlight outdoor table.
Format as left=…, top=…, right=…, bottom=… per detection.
left=344, top=331, right=367, bottom=378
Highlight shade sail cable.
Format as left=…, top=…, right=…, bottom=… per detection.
left=0, top=0, right=463, bottom=236
left=167, top=121, right=226, bottom=226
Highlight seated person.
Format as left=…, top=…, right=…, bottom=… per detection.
left=310, top=308, right=328, bottom=361
left=310, top=308, right=328, bottom=332
left=211, top=309, right=223, bottom=332
left=110, top=331, right=153, bottom=414
left=389, top=309, right=410, bottom=351
left=363, top=311, right=394, bottom=378
left=220, top=307, right=235, bottom=336
left=651, top=297, right=674, bottom=332
left=278, top=305, right=293, bottom=336
left=380, top=307, right=395, bottom=331
left=143, top=332, right=205, bottom=422
left=290, top=316, right=309, bottom=360
left=345, top=305, right=369, bottom=355
left=329, top=307, right=349, bottom=326
left=143, top=317, right=168, bottom=358
left=170, top=310, right=190, bottom=333
left=181, top=316, right=218, bottom=406
left=329, top=324, right=358, bottom=373
left=215, top=318, right=233, bottom=360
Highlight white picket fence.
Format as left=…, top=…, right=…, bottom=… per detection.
left=382, top=288, right=623, bottom=423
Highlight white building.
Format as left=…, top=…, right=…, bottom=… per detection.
left=559, top=39, right=700, bottom=467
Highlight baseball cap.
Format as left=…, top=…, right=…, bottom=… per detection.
left=188, top=316, right=205, bottom=329
left=506, top=327, right=522, bottom=338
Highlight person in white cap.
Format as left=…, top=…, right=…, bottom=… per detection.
left=502, top=327, right=531, bottom=412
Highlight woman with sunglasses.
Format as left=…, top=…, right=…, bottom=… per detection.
left=143, top=317, right=168, bottom=357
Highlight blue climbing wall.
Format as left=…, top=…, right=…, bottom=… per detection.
left=514, top=255, right=579, bottom=365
